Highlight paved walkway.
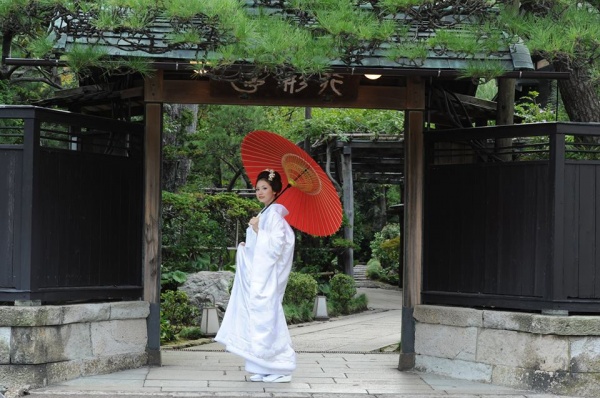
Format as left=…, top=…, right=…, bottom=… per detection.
left=28, top=287, right=580, bottom=398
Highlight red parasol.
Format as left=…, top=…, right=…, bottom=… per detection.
left=241, top=130, right=342, bottom=236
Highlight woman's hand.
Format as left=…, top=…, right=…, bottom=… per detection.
left=248, top=216, right=259, bottom=233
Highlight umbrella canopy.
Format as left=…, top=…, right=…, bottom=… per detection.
left=241, top=130, right=343, bottom=236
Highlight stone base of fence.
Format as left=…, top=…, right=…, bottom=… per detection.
left=0, top=301, right=149, bottom=391
left=414, top=304, right=600, bottom=398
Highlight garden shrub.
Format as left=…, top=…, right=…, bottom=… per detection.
left=327, top=287, right=368, bottom=317
left=160, top=290, right=199, bottom=343
left=283, top=301, right=314, bottom=324
left=160, top=317, right=176, bottom=343
left=370, top=223, right=400, bottom=268
left=369, top=223, right=401, bottom=285
left=365, top=259, right=384, bottom=280
left=283, top=272, right=318, bottom=306
left=380, top=236, right=400, bottom=266
left=347, top=292, right=368, bottom=314
left=329, top=273, right=357, bottom=312
left=178, top=326, right=203, bottom=340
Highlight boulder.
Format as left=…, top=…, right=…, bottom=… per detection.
left=178, top=271, right=234, bottom=318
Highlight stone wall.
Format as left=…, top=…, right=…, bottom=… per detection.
left=414, top=305, right=600, bottom=398
left=0, top=301, right=149, bottom=391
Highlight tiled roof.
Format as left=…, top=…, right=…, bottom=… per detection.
left=51, top=2, right=533, bottom=74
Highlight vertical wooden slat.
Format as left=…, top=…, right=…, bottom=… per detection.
left=144, top=70, right=164, bottom=366
left=534, top=164, right=551, bottom=297
left=549, top=132, right=566, bottom=307
left=577, top=165, right=596, bottom=298
left=21, top=117, right=40, bottom=296
left=484, top=165, right=500, bottom=293
left=595, top=167, right=600, bottom=297
left=0, top=150, right=21, bottom=288
left=563, top=165, right=576, bottom=282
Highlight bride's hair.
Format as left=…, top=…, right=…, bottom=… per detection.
left=256, top=169, right=283, bottom=193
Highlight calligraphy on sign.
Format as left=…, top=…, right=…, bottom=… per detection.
left=209, top=73, right=360, bottom=102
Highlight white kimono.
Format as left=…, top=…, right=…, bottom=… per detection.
left=215, top=203, right=296, bottom=375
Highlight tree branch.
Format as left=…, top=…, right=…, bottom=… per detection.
left=10, top=76, right=62, bottom=89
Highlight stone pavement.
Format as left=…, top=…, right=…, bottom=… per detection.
left=27, top=287, right=581, bottom=398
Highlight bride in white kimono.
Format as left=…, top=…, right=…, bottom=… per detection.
left=215, top=169, right=296, bottom=383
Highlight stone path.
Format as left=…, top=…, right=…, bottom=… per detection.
left=354, top=263, right=401, bottom=290
left=27, top=288, right=577, bottom=397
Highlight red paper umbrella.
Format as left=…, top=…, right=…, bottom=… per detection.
left=241, top=130, right=343, bottom=236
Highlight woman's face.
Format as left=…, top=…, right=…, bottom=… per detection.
left=255, top=179, right=276, bottom=205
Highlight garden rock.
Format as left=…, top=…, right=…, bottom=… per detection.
left=178, top=271, right=234, bottom=318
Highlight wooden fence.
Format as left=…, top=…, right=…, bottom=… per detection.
left=423, top=122, right=600, bottom=313
left=0, top=106, right=144, bottom=302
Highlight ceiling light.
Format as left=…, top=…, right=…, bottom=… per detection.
left=365, top=74, right=381, bottom=80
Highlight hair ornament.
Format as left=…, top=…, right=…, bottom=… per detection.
left=264, top=169, right=275, bottom=181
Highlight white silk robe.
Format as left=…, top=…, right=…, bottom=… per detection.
left=215, top=203, right=296, bottom=375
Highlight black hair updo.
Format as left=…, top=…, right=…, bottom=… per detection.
left=256, top=169, right=283, bottom=193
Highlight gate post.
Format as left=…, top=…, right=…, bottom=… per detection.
left=144, top=71, right=164, bottom=366
left=400, top=76, right=425, bottom=370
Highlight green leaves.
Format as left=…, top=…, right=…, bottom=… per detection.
left=2, top=1, right=572, bottom=90
left=460, top=60, right=508, bottom=83
left=64, top=45, right=108, bottom=75
left=161, top=191, right=260, bottom=274
left=500, top=2, right=600, bottom=67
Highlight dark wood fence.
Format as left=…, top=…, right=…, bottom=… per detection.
left=0, top=106, right=144, bottom=302
left=423, top=122, right=600, bottom=313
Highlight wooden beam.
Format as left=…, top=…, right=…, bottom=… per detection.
left=143, top=71, right=164, bottom=366
left=405, top=76, right=426, bottom=110
left=159, top=80, right=407, bottom=110
left=145, top=70, right=164, bottom=102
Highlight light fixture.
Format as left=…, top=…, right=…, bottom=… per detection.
left=364, top=74, right=382, bottom=80
left=200, top=294, right=221, bottom=336
left=313, top=295, right=329, bottom=321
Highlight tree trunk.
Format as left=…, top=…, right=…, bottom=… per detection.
left=554, top=62, right=600, bottom=123
left=162, top=104, right=198, bottom=192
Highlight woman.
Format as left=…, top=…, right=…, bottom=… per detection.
left=215, top=169, right=296, bottom=383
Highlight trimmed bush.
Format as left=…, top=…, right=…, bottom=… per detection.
left=283, top=272, right=318, bottom=306
left=330, top=273, right=357, bottom=312
left=365, top=259, right=384, bottom=280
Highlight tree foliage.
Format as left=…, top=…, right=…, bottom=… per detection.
left=500, top=1, right=600, bottom=122
left=0, top=0, right=534, bottom=90
left=161, top=191, right=260, bottom=274
left=2, top=1, right=600, bottom=122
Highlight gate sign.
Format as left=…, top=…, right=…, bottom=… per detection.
left=210, top=73, right=360, bottom=102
